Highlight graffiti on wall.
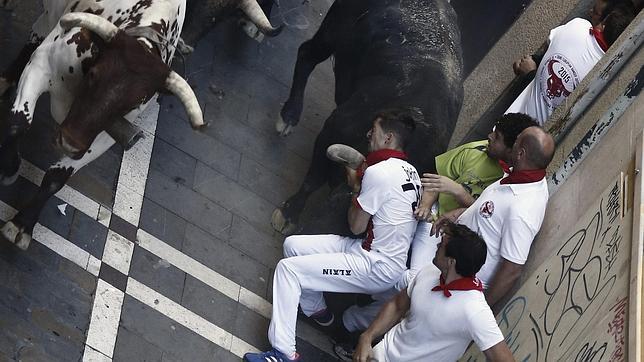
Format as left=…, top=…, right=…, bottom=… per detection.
left=462, top=179, right=631, bottom=361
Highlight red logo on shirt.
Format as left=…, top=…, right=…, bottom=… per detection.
left=539, top=54, right=580, bottom=109
left=479, top=201, right=495, bottom=218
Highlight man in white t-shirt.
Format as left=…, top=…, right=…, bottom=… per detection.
left=432, top=126, right=555, bottom=309
left=244, top=109, right=421, bottom=362
left=354, top=222, right=514, bottom=362
left=506, top=4, right=634, bottom=124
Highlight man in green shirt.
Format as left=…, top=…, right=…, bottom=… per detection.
left=415, top=113, right=538, bottom=220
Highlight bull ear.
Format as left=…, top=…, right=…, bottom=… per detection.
left=238, top=0, right=283, bottom=36
left=60, top=13, right=119, bottom=42
left=164, top=71, right=206, bottom=130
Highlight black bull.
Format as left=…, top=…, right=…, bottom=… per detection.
left=272, top=0, right=464, bottom=234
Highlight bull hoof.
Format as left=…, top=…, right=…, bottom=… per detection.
left=1, top=221, right=31, bottom=250
left=326, top=144, right=366, bottom=170
left=0, top=77, right=11, bottom=97
left=239, top=20, right=264, bottom=42
left=276, top=115, right=293, bottom=137
left=271, top=208, right=297, bottom=235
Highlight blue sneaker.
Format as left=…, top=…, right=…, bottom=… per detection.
left=243, top=348, right=301, bottom=362
left=310, top=308, right=335, bottom=327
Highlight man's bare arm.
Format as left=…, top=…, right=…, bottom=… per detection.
left=345, top=166, right=371, bottom=234
left=483, top=341, right=515, bottom=362
left=485, top=258, right=523, bottom=309
left=348, top=201, right=372, bottom=235
left=354, top=289, right=412, bottom=362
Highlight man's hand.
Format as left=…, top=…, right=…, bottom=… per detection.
left=414, top=188, right=438, bottom=221
left=353, top=334, right=375, bottom=362
left=421, top=173, right=462, bottom=195
left=346, top=166, right=361, bottom=193
left=430, top=207, right=466, bottom=236
left=512, top=55, right=537, bottom=76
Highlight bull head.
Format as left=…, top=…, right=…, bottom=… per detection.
left=56, top=13, right=205, bottom=159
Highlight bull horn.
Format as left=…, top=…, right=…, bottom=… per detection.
left=59, top=12, right=119, bottom=42
left=165, top=71, right=205, bottom=129
left=239, top=0, right=283, bottom=36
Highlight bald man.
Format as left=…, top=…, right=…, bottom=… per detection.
left=432, top=126, right=555, bottom=310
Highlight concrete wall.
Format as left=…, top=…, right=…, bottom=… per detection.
left=460, top=64, right=643, bottom=362
left=457, top=1, right=643, bottom=360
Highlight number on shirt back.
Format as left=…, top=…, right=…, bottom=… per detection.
left=401, top=183, right=421, bottom=211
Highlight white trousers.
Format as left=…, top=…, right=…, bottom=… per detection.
left=268, top=234, right=405, bottom=357
left=342, top=222, right=440, bottom=332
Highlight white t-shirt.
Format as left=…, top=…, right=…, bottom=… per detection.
left=357, top=157, right=421, bottom=269
left=458, top=177, right=549, bottom=288
left=506, top=18, right=605, bottom=125
left=375, top=266, right=504, bottom=361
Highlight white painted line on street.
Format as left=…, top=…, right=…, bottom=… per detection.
left=126, top=277, right=260, bottom=358
left=239, top=287, right=272, bottom=318
left=0, top=199, right=16, bottom=222
left=98, top=205, right=112, bottom=228
left=102, top=230, right=135, bottom=275
left=136, top=229, right=334, bottom=355
left=83, top=98, right=159, bottom=361
left=34, top=224, right=101, bottom=277
left=0, top=200, right=101, bottom=276
left=112, top=100, right=158, bottom=226
left=87, top=256, right=102, bottom=277
left=82, top=345, right=112, bottom=362
left=84, top=279, right=125, bottom=358
left=137, top=229, right=240, bottom=300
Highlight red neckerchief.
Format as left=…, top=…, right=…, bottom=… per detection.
left=431, top=275, right=484, bottom=297
left=500, top=169, right=546, bottom=184
left=590, top=27, right=608, bottom=52
left=498, top=160, right=511, bottom=174
left=357, top=149, right=408, bottom=178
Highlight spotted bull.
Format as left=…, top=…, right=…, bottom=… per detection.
left=272, top=0, right=463, bottom=234
left=0, top=0, right=205, bottom=249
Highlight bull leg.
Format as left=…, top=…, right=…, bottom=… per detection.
left=0, top=49, right=50, bottom=183
left=0, top=108, right=33, bottom=184
left=277, top=17, right=336, bottom=136
left=271, top=133, right=334, bottom=234
left=1, top=167, right=72, bottom=250
left=0, top=137, right=22, bottom=185
left=0, top=42, right=39, bottom=97
left=181, top=0, right=217, bottom=46
left=272, top=106, right=366, bottom=234
left=1, top=132, right=115, bottom=250
left=0, top=0, right=59, bottom=97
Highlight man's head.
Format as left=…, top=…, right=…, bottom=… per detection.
left=589, top=0, right=635, bottom=26
left=367, top=109, right=416, bottom=152
left=487, top=113, right=539, bottom=163
left=511, top=126, right=556, bottom=170
left=600, top=5, right=636, bottom=47
left=433, top=222, right=487, bottom=277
